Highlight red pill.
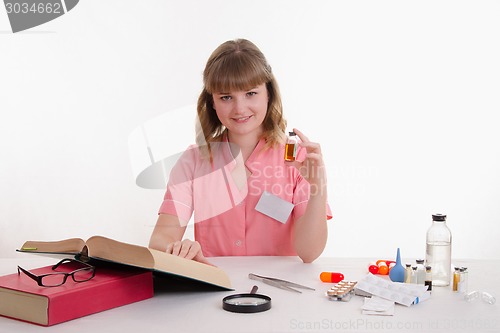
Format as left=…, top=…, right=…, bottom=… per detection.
left=368, top=263, right=379, bottom=274
left=320, top=272, right=345, bottom=283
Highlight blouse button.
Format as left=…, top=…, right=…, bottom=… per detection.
left=235, top=240, right=242, bottom=247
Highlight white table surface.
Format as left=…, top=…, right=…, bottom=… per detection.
left=1, top=256, right=498, bottom=333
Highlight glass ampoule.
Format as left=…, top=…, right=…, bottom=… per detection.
left=284, top=131, right=298, bottom=161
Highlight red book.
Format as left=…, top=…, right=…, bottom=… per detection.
left=0, top=261, right=153, bottom=326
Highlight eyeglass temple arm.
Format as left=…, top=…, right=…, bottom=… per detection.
left=52, top=258, right=93, bottom=270
left=52, top=258, right=75, bottom=270
left=17, top=266, right=39, bottom=280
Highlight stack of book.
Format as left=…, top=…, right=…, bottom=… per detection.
left=0, top=236, right=232, bottom=326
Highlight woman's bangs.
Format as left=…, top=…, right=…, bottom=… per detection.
left=206, top=55, right=269, bottom=93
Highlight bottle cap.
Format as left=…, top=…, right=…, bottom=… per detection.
left=416, top=259, right=424, bottom=264
left=289, top=131, right=296, bottom=136
left=432, top=214, right=447, bottom=221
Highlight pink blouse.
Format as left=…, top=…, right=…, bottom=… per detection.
left=159, top=137, right=332, bottom=257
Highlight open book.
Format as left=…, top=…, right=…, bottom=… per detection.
left=18, top=236, right=232, bottom=290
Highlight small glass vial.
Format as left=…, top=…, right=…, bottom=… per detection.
left=416, top=259, right=425, bottom=285
left=462, top=267, right=468, bottom=294
left=284, top=131, right=298, bottom=161
left=452, top=267, right=460, bottom=292
left=425, top=266, right=432, bottom=292
left=404, top=263, right=412, bottom=283
left=458, top=267, right=468, bottom=294
left=410, top=266, right=418, bottom=284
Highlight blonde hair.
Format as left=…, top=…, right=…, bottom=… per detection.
left=196, top=39, right=286, bottom=160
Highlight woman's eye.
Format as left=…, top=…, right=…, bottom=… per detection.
left=247, top=91, right=257, bottom=97
left=220, top=95, right=231, bottom=101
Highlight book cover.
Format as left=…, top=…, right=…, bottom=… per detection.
left=18, top=235, right=232, bottom=290
left=0, top=261, right=153, bottom=326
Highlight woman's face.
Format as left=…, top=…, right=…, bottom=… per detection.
left=212, top=83, right=268, bottom=138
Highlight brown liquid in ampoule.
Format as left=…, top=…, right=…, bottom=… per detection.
left=285, top=143, right=296, bottom=161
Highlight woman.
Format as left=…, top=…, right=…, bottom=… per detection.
left=149, top=39, right=331, bottom=263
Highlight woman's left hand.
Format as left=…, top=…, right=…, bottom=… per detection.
left=286, top=128, right=327, bottom=190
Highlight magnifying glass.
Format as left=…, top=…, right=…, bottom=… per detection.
left=222, top=285, right=271, bottom=313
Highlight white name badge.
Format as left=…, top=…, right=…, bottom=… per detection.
left=255, top=191, right=294, bottom=224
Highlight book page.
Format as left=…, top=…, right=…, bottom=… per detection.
left=150, top=249, right=232, bottom=289
left=85, top=236, right=155, bottom=269
left=0, top=289, right=48, bottom=325
left=19, top=238, right=86, bottom=254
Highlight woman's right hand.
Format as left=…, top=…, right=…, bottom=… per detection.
left=166, top=239, right=213, bottom=266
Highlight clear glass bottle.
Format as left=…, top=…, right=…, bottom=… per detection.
left=425, top=214, right=452, bottom=286
left=284, top=131, right=298, bottom=161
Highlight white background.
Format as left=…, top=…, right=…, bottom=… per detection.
left=1, top=0, right=499, bottom=261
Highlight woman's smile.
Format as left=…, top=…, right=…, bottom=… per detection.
left=232, top=115, right=253, bottom=123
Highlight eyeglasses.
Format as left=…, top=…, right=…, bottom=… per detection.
left=18, top=258, right=96, bottom=287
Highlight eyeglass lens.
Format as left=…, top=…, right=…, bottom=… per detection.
left=72, top=268, right=95, bottom=282
left=40, top=268, right=94, bottom=286
left=40, top=273, right=68, bottom=287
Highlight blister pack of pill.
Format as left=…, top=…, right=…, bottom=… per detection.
left=326, top=281, right=358, bottom=302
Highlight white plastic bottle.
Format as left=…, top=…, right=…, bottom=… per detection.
left=425, top=214, right=452, bottom=286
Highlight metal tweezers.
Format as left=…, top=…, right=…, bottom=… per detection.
left=249, top=273, right=315, bottom=293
